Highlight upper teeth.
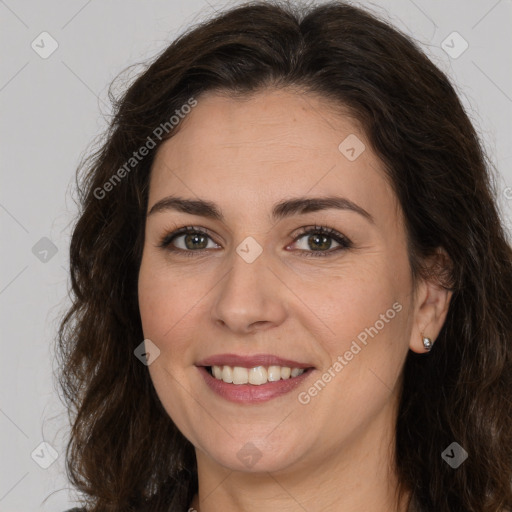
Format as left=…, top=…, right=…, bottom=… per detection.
left=211, top=365, right=305, bottom=385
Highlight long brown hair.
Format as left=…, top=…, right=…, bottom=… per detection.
left=57, top=2, right=512, bottom=511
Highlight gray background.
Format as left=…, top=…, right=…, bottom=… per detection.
left=1, top=0, right=511, bottom=510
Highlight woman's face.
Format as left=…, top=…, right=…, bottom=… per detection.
left=138, top=88, right=421, bottom=474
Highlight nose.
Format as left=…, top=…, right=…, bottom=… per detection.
left=210, top=247, right=288, bottom=335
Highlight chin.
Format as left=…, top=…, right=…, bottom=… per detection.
left=194, top=429, right=310, bottom=474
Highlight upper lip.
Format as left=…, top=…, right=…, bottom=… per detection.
left=196, top=353, right=314, bottom=369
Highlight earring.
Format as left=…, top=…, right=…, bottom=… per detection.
left=422, top=335, right=433, bottom=352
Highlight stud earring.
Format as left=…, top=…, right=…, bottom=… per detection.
left=422, top=335, right=433, bottom=352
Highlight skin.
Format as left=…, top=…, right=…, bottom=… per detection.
left=137, top=88, right=452, bottom=512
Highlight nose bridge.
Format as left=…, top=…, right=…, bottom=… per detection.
left=211, top=242, right=287, bottom=333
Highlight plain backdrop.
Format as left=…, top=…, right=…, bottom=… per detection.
left=1, top=0, right=511, bottom=510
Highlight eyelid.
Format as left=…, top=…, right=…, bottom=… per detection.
left=290, top=224, right=350, bottom=243
left=288, top=225, right=352, bottom=257
left=158, top=224, right=352, bottom=257
left=158, top=225, right=220, bottom=250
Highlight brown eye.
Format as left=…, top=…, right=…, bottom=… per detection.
left=290, top=226, right=352, bottom=258
left=179, top=232, right=209, bottom=250
left=159, top=226, right=220, bottom=255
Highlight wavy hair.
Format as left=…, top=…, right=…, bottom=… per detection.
left=57, top=1, right=512, bottom=511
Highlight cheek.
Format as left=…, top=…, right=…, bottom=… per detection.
left=305, top=256, right=410, bottom=397
left=298, top=280, right=409, bottom=444
left=138, top=253, right=197, bottom=358
left=138, top=256, right=202, bottom=435
left=304, top=259, right=405, bottom=346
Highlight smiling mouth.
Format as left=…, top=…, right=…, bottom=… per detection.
left=205, top=364, right=314, bottom=385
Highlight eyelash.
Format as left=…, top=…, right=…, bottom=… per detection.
left=158, top=225, right=352, bottom=258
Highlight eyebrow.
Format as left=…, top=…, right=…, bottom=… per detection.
left=147, top=195, right=374, bottom=224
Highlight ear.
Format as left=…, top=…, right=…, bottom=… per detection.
left=409, top=248, right=453, bottom=353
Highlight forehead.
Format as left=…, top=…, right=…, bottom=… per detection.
left=148, top=89, right=399, bottom=226
left=155, top=89, right=363, bottom=161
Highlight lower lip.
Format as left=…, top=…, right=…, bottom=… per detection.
left=197, top=366, right=314, bottom=404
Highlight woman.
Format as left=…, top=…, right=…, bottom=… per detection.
left=58, top=1, right=512, bottom=511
